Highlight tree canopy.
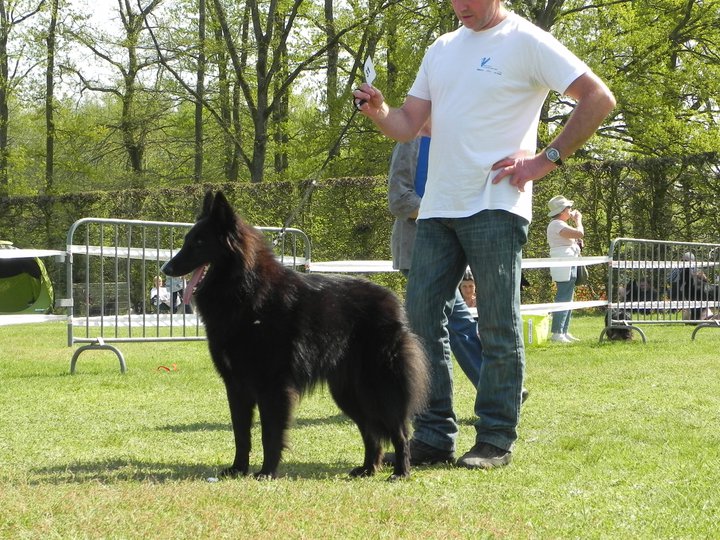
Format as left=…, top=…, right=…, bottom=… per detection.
left=0, top=0, right=718, bottom=242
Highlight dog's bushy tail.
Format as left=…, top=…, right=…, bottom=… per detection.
left=400, top=330, right=431, bottom=417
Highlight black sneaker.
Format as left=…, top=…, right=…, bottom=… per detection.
left=521, top=388, right=530, bottom=404
left=383, top=438, right=455, bottom=466
left=455, top=442, right=512, bottom=470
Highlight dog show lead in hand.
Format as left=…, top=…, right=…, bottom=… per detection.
left=353, top=0, right=615, bottom=470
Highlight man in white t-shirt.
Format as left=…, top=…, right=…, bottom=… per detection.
left=353, top=0, right=615, bottom=470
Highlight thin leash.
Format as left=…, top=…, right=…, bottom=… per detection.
left=275, top=105, right=361, bottom=243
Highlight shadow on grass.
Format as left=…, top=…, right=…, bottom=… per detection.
left=28, top=415, right=366, bottom=484
left=30, top=459, right=215, bottom=484
left=28, top=456, right=386, bottom=484
left=155, top=414, right=349, bottom=434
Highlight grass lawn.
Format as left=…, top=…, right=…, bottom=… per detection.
left=1, top=315, right=719, bottom=539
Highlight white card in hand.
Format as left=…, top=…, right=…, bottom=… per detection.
left=363, top=57, right=376, bottom=86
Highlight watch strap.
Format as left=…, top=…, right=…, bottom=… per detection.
left=545, top=147, right=563, bottom=167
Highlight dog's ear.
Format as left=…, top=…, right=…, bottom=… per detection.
left=199, top=191, right=214, bottom=219
left=210, top=191, right=237, bottom=229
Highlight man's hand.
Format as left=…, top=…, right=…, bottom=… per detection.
left=352, top=83, right=386, bottom=119
left=490, top=154, right=557, bottom=192
left=350, top=89, right=431, bottom=143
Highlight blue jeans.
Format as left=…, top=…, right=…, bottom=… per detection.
left=402, top=270, right=483, bottom=387
left=551, top=267, right=577, bottom=334
left=406, top=210, right=528, bottom=453
left=447, top=288, right=482, bottom=387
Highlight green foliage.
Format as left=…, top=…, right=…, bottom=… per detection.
left=1, top=0, right=718, bottom=237
left=302, top=177, right=393, bottom=261
left=552, top=0, right=720, bottom=158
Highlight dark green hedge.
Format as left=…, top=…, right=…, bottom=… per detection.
left=3, top=152, right=719, bottom=306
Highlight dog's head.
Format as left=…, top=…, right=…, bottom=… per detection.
left=605, top=309, right=633, bottom=340
left=162, top=191, right=262, bottom=302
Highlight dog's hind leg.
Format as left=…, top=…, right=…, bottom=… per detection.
left=388, top=426, right=411, bottom=481
left=349, top=425, right=382, bottom=478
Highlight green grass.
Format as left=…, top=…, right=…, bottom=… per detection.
left=1, top=316, right=719, bottom=539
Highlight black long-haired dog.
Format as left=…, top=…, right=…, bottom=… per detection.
left=162, top=191, right=429, bottom=480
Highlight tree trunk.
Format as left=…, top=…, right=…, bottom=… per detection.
left=120, top=7, right=143, bottom=176
left=272, top=11, right=288, bottom=176
left=194, top=0, right=206, bottom=182
left=325, top=0, right=339, bottom=160
left=0, top=4, right=9, bottom=196
left=45, top=0, right=58, bottom=193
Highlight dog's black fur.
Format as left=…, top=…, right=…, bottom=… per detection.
left=605, top=309, right=633, bottom=341
left=162, top=191, right=429, bottom=481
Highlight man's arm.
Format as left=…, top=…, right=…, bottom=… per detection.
left=547, top=72, right=617, bottom=162
left=492, top=71, right=616, bottom=191
left=352, top=83, right=431, bottom=142
left=559, top=211, right=584, bottom=240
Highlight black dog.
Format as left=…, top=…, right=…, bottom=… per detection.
left=162, top=191, right=429, bottom=481
left=605, top=309, right=633, bottom=341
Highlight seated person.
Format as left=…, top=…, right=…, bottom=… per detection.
left=459, top=268, right=476, bottom=308
left=458, top=269, right=528, bottom=311
left=669, top=252, right=717, bottom=320
left=150, top=275, right=173, bottom=313
left=623, top=277, right=659, bottom=314
left=166, top=274, right=193, bottom=314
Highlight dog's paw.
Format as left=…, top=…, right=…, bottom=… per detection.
left=219, top=466, right=247, bottom=479
left=348, top=465, right=377, bottom=478
left=253, top=471, right=277, bottom=481
left=387, top=472, right=410, bottom=482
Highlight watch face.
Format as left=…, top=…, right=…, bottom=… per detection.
left=546, top=148, right=560, bottom=162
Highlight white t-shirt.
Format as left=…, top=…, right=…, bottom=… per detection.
left=546, top=219, right=578, bottom=249
left=408, top=13, right=589, bottom=223
left=547, top=218, right=580, bottom=281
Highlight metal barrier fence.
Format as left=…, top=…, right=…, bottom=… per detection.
left=7, top=229, right=718, bottom=367
left=64, top=218, right=310, bottom=373
left=310, top=256, right=611, bottom=316
left=602, top=237, right=720, bottom=342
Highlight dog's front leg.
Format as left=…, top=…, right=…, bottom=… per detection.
left=255, top=388, right=294, bottom=479
left=219, top=381, right=255, bottom=478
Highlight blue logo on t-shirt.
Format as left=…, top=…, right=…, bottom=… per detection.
left=476, top=56, right=502, bottom=76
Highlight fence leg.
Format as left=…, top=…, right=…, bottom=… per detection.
left=599, top=325, right=647, bottom=344
left=70, top=340, right=127, bottom=374
left=691, top=320, right=720, bottom=341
